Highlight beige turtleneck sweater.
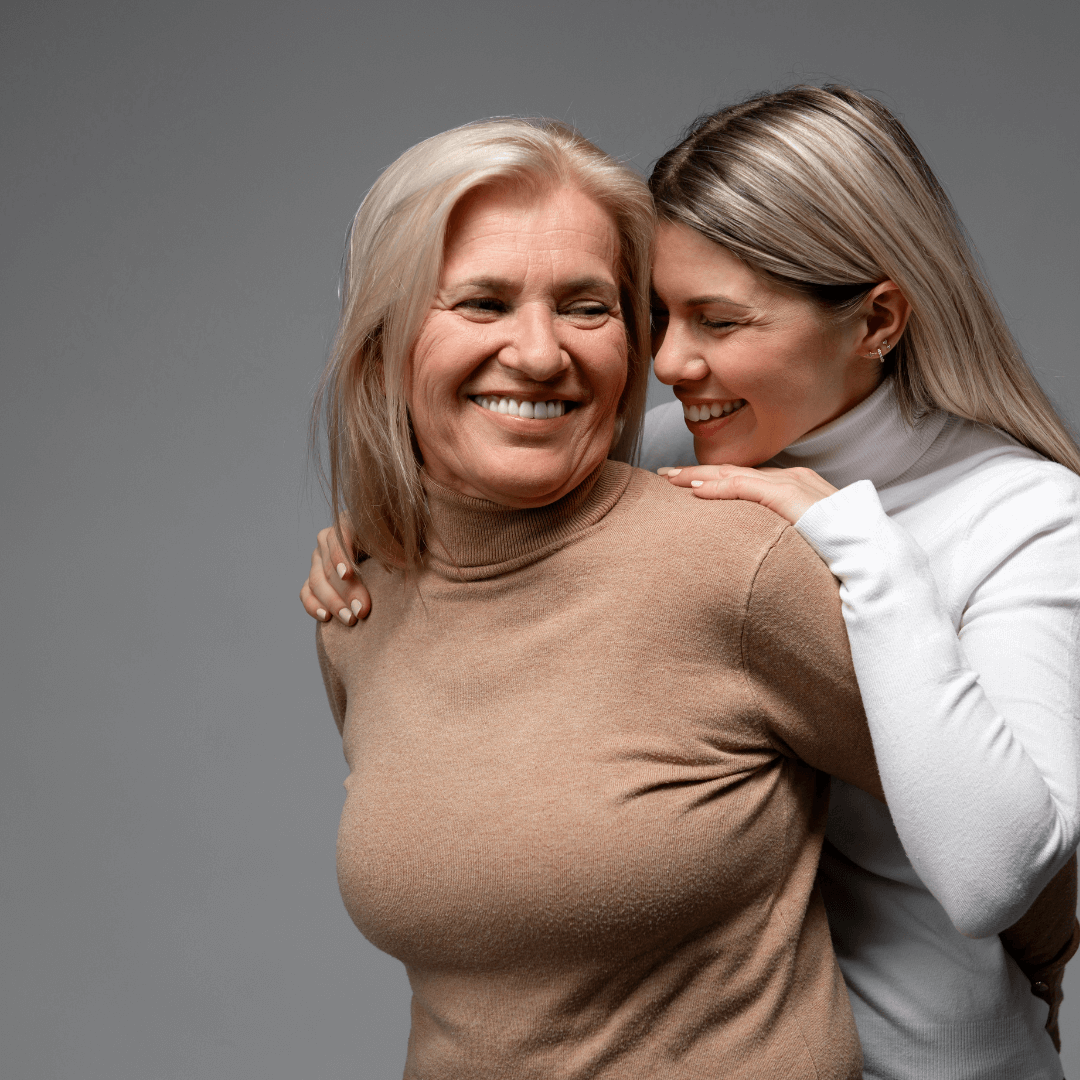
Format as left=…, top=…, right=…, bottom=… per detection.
left=317, top=460, right=882, bottom=1079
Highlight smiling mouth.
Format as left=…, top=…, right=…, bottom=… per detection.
left=682, top=399, right=746, bottom=423
left=470, top=395, right=572, bottom=419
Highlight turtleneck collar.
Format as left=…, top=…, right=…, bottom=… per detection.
left=769, top=376, right=948, bottom=490
left=422, top=460, right=633, bottom=581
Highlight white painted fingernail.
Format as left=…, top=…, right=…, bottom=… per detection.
left=339, top=608, right=352, bottom=623
left=317, top=608, right=328, bottom=621
left=660, top=467, right=681, bottom=475
left=690, top=480, right=704, bottom=488
left=337, top=562, right=348, bottom=579
left=351, top=599, right=362, bottom=616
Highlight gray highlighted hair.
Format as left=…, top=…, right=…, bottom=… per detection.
left=650, top=85, right=1080, bottom=472
left=313, top=118, right=655, bottom=570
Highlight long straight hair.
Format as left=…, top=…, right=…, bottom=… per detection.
left=313, top=118, right=655, bottom=571
left=649, top=85, right=1080, bottom=473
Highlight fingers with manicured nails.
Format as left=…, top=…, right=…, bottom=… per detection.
left=663, top=463, right=838, bottom=525
left=341, top=578, right=372, bottom=620
left=305, top=543, right=354, bottom=624
left=300, top=580, right=332, bottom=623
left=303, top=527, right=373, bottom=624
left=330, top=516, right=372, bottom=619
left=317, top=526, right=350, bottom=587
left=660, top=465, right=725, bottom=487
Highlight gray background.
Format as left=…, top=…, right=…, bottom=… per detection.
left=2, top=1, right=1077, bottom=1077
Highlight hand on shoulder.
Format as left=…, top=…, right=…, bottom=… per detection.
left=300, top=521, right=372, bottom=625
left=657, top=465, right=839, bottom=526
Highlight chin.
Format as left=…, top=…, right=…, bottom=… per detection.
left=464, top=442, right=600, bottom=502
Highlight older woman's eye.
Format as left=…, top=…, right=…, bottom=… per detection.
left=563, top=302, right=613, bottom=320
left=457, top=298, right=507, bottom=315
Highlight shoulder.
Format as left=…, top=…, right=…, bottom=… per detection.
left=620, top=466, right=792, bottom=552
left=316, top=559, right=401, bottom=671
left=611, top=468, right=835, bottom=597
left=898, top=418, right=1080, bottom=539
left=922, top=418, right=1079, bottom=498
left=957, top=427, right=1079, bottom=521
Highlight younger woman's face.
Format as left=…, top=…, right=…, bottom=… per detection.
left=650, top=223, right=881, bottom=467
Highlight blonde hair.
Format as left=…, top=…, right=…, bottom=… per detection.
left=313, top=118, right=655, bottom=570
left=650, top=85, right=1080, bottom=472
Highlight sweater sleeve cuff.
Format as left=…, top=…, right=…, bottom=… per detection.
left=792, top=479, right=889, bottom=568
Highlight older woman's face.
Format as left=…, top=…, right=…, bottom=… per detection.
left=407, top=184, right=628, bottom=507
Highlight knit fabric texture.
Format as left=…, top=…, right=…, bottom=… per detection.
left=317, top=462, right=882, bottom=1079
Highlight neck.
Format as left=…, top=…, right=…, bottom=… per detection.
left=770, top=377, right=947, bottom=490
left=421, top=461, right=633, bottom=581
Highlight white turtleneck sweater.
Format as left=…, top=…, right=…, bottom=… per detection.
left=641, top=379, right=1080, bottom=1080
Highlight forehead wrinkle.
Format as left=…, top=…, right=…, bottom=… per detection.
left=448, top=225, right=616, bottom=263
left=443, top=187, right=619, bottom=288
left=442, top=238, right=618, bottom=297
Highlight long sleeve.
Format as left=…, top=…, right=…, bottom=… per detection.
left=794, top=472, right=1080, bottom=937
left=742, top=525, right=883, bottom=803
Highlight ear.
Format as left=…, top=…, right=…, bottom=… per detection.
left=854, top=280, right=911, bottom=361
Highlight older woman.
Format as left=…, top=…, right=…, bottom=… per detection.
left=312, top=118, right=883, bottom=1078
left=304, top=93, right=1080, bottom=1080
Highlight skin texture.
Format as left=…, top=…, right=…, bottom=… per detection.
left=301, top=222, right=912, bottom=623
left=409, top=184, right=627, bottom=507
left=650, top=222, right=898, bottom=468
left=652, top=223, right=910, bottom=523
left=301, top=184, right=628, bottom=624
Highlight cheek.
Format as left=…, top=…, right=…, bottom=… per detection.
left=408, top=326, right=474, bottom=407
left=587, top=329, right=630, bottom=402
left=726, top=329, right=829, bottom=400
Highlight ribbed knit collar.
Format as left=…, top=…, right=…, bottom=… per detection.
left=769, top=376, right=948, bottom=490
left=422, top=460, right=633, bottom=580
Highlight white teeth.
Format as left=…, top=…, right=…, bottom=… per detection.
left=473, top=396, right=566, bottom=418
left=683, top=399, right=746, bottom=422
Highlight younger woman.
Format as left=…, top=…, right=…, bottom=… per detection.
left=646, top=86, right=1080, bottom=1080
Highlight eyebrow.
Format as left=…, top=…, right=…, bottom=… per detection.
left=682, top=294, right=752, bottom=310
left=455, top=276, right=618, bottom=294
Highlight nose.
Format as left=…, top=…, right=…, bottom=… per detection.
left=500, top=303, right=568, bottom=382
left=651, top=318, right=709, bottom=386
